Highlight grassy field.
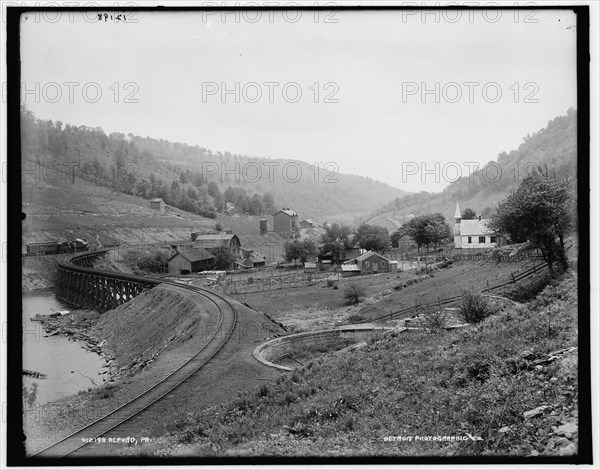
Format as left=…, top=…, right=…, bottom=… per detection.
left=134, top=270, right=579, bottom=458
left=233, top=257, right=541, bottom=331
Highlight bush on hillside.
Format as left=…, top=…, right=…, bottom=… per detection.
left=459, top=289, right=497, bottom=324
left=344, top=283, right=366, bottom=304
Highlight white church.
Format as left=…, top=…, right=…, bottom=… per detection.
left=453, top=203, right=505, bottom=249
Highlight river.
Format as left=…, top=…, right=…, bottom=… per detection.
left=22, top=291, right=106, bottom=405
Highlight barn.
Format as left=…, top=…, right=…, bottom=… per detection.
left=191, top=233, right=241, bottom=259
left=167, top=248, right=215, bottom=275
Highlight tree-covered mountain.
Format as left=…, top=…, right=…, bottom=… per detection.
left=20, top=107, right=408, bottom=223
left=366, top=108, right=577, bottom=232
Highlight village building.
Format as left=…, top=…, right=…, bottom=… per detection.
left=318, top=246, right=365, bottom=265
left=299, top=218, right=316, bottom=229
left=191, top=232, right=242, bottom=258
left=167, top=248, right=215, bottom=274
left=304, top=262, right=317, bottom=273
left=273, top=208, right=299, bottom=239
left=150, top=198, right=165, bottom=213
left=237, top=249, right=266, bottom=269
left=453, top=202, right=504, bottom=249
left=343, top=250, right=392, bottom=275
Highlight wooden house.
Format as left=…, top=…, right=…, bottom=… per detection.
left=347, top=251, right=391, bottom=275
left=167, top=248, right=215, bottom=274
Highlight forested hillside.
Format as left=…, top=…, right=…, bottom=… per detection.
left=20, top=107, right=408, bottom=223
left=366, top=108, right=577, bottom=231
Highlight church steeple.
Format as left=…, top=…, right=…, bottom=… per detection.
left=454, top=202, right=462, bottom=221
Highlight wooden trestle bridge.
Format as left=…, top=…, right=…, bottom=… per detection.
left=55, top=250, right=160, bottom=309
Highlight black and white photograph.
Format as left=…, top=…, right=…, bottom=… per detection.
left=3, top=1, right=597, bottom=466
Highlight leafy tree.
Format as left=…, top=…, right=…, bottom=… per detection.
left=488, top=170, right=572, bottom=275
left=461, top=208, right=477, bottom=220
left=215, top=222, right=224, bottom=232
left=402, top=213, right=452, bottom=252
left=284, top=239, right=317, bottom=263
left=212, top=247, right=235, bottom=270
left=320, top=223, right=353, bottom=264
left=353, top=223, right=390, bottom=253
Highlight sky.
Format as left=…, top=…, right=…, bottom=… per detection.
left=19, top=8, right=577, bottom=193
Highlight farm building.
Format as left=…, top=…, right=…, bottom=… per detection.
left=453, top=203, right=505, bottom=249
left=273, top=208, right=299, bottom=239
left=345, top=251, right=392, bottom=275
left=150, top=198, right=166, bottom=213
left=318, top=247, right=364, bottom=265
left=299, top=219, right=316, bottom=229
left=191, top=233, right=242, bottom=258
left=238, top=249, right=266, bottom=269
left=340, top=263, right=360, bottom=277
left=167, top=248, right=215, bottom=274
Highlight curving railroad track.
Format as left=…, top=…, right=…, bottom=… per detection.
left=30, top=253, right=238, bottom=459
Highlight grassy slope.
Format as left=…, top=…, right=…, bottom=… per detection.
left=22, top=178, right=287, bottom=262
left=139, top=271, right=578, bottom=458
left=233, top=258, right=541, bottom=332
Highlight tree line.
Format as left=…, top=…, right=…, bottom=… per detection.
left=20, top=107, right=277, bottom=219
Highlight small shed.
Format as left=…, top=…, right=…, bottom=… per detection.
left=168, top=248, right=215, bottom=275
left=340, top=264, right=360, bottom=277
left=150, top=198, right=166, bottom=213
left=304, top=262, right=317, bottom=273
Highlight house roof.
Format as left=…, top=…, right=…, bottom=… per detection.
left=304, top=262, right=317, bottom=268
left=355, top=250, right=390, bottom=262
left=169, top=248, right=215, bottom=263
left=242, top=250, right=266, bottom=263
left=460, top=219, right=495, bottom=236
left=275, top=209, right=298, bottom=217
left=341, top=264, right=360, bottom=272
left=150, top=198, right=164, bottom=203
left=192, top=233, right=240, bottom=249
left=301, top=219, right=315, bottom=224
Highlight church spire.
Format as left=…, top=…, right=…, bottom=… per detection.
left=454, top=202, right=462, bottom=220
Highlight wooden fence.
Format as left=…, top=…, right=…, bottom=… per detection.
left=368, top=261, right=549, bottom=324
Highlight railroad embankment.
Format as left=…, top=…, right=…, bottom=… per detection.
left=25, top=283, right=287, bottom=455
left=22, top=254, right=71, bottom=290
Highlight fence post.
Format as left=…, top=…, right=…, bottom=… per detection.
left=486, top=279, right=490, bottom=291
left=511, top=272, right=516, bottom=283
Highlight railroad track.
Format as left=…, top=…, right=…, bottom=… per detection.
left=30, top=263, right=238, bottom=459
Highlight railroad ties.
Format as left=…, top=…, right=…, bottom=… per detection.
left=55, top=251, right=158, bottom=310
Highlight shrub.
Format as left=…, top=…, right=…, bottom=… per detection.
left=346, top=313, right=366, bottom=324
left=459, top=289, right=497, bottom=324
left=344, top=283, right=366, bottom=304
left=422, top=309, right=448, bottom=332
left=501, top=273, right=552, bottom=303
